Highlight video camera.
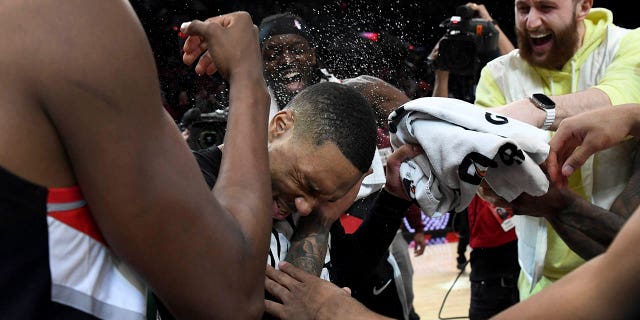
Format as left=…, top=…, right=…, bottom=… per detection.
left=434, top=5, right=499, bottom=75
left=182, top=108, right=228, bottom=151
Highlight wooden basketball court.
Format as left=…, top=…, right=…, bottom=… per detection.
left=411, top=241, right=471, bottom=320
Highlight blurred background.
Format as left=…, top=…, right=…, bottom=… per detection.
left=128, top=0, right=632, bottom=121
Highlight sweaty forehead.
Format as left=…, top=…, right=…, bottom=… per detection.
left=262, top=34, right=311, bottom=50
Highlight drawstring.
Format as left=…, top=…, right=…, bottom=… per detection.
left=570, top=60, right=577, bottom=93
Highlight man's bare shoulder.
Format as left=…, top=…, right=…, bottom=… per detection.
left=0, top=0, right=162, bottom=187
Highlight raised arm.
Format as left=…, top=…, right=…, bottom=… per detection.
left=31, top=2, right=270, bottom=318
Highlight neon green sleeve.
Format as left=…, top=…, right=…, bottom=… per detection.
left=594, top=28, right=640, bottom=105
left=474, top=66, right=507, bottom=108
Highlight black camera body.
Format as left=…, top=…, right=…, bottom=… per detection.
left=184, top=109, right=228, bottom=151
left=435, top=5, right=499, bottom=75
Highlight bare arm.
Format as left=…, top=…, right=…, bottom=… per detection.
left=544, top=190, right=626, bottom=260
left=285, top=214, right=332, bottom=276
left=510, top=169, right=637, bottom=260
left=284, top=173, right=365, bottom=275
left=494, top=23, right=516, bottom=56
left=494, top=87, right=612, bottom=130
left=493, top=204, right=640, bottom=319
left=432, top=70, right=450, bottom=98
left=493, top=100, right=640, bottom=319
left=31, top=2, right=269, bottom=318
left=551, top=142, right=640, bottom=260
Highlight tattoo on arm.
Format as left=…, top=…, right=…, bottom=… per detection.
left=285, top=215, right=331, bottom=276
left=611, top=140, right=640, bottom=218
left=548, top=213, right=608, bottom=260
left=550, top=142, right=640, bottom=259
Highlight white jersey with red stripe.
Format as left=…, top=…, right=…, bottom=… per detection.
left=0, top=163, right=148, bottom=319
left=47, top=186, right=147, bottom=319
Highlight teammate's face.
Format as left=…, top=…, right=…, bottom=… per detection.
left=262, top=34, right=317, bottom=105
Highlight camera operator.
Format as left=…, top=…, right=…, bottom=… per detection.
left=429, top=2, right=514, bottom=101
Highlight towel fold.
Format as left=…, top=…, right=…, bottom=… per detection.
left=388, top=97, right=550, bottom=216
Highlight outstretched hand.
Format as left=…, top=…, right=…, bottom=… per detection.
left=547, top=105, right=639, bottom=187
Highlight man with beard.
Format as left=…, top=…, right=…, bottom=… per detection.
left=474, top=0, right=640, bottom=300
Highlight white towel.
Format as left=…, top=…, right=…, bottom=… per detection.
left=357, top=147, right=386, bottom=200
left=388, top=97, right=550, bottom=216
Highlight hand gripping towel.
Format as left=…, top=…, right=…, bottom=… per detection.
left=388, top=97, right=550, bottom=216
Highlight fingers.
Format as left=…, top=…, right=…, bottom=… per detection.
left=181, top=20, right=217, bottom=67
left=265, top=275, right=289, bottom=301
left=561, top=145, right=596, bottom=177
left=264, top=299, right=285, bottom=318
left=266, top=263, right=300, bottom=290
left=195, top=51, right=216, bottom=76
left=544, top=150, right=568, bottom=188
left=477, top=180, right=510, bottom=208
left=384, top=144, right=423, bottom=200
left=386, top=144, right=423, bottom=168
left=264, top=266, right=290, bottom=318
left=278, top=261, right=314, bottom=283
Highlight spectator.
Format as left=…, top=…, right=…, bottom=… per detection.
left=475, top=0, right=640, bottom=300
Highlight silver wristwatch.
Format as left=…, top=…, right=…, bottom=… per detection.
left=529, top=93, right=556, bottom=130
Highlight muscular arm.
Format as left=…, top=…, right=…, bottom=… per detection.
left=494, top=205, right=640, bottom=320
left=285, top=214, right=332, bottom=276
left=551, top=143, right=640, bottom=259
left=513, top=144, right=640, bottom=260
left=284, top=173, right=365, bottom=275
left=29, top=2, right=270, bottom=318
left=545, top=190, right=625, bottom=260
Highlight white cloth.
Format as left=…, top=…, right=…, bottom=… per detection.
left=483, top=23, right=632, bottom=291
left=388, top=97, right=550, bottom=216
left=357, top=148, right=386, bottom=200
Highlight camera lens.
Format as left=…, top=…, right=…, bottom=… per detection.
left=439, top=37, right=478, bottom=75
left=199, top=131, right=221, bottom=149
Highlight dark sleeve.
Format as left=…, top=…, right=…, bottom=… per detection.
left=405, top=204, right=425, bottom=232
left=192, top=146, right=222, bottom=189
left=330, top=189, right=412, bottom=286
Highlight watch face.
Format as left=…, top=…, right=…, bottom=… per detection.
left=532, top=93, right=555, bottom=108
